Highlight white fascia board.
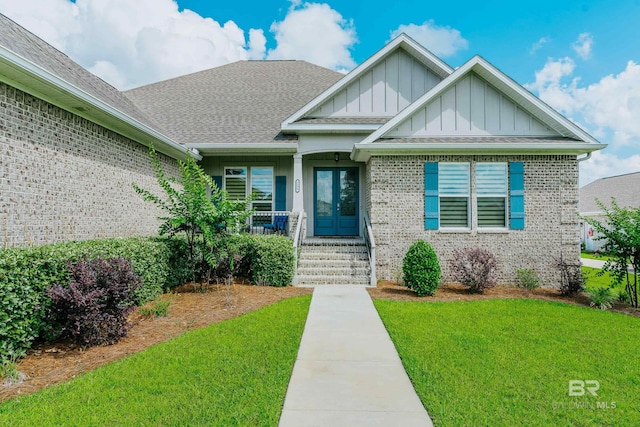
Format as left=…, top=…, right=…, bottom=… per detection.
left=281, top=33, right=453, bottom=127
left=351, top=142, right=608, bottom=162
left=0, top=45, right=199, bottom=161
left=362, top=55, right=602, bottom=146
left=281, top=123, right=381, bottom=133
left=185, top=143, right=299, bottom=155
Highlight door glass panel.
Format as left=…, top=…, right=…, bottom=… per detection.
left=340, top=169, right=357, bottom=217
left=316, top=171, right=333, bottom=216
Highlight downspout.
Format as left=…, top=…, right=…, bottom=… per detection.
left=577, top=152, right=592, bottom=247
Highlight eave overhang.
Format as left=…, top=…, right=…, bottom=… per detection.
left=351, top=142, right=608, bottom=162
left=0, top=45, right=199, bottom=161
left=184, top=142, right=299, bottom=155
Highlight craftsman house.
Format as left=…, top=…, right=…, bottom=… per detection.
left=0, top=14, right=605, bottom=286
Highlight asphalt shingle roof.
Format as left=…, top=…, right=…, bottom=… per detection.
left=580, top=171, right=640, bottom=213
left=124, top=61, right=343, bottom=145
left=0, top=14, right=164, bottom=133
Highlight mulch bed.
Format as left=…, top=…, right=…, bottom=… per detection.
left=0, top=283, right=312, bottom=403
left=369, top=281, right=640, bottom=318
left=3, top=280, right=638, bottom=403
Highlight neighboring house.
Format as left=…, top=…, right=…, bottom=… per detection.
left=579, top=172, right=640, bottom=251
left=0, top=14, right=606, bottom=285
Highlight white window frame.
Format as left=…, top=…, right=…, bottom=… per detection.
left=438, top=162, right=471, bottom=230
left=475, top=162, right=508, bottom=230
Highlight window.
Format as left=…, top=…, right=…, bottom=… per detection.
left=476, top=163, right=507, bottom=228
left=424, top=161, right=524, bottom=231
left=224, top=166, right=274, bottom=226
left=438, top=163, right=470, bottom=228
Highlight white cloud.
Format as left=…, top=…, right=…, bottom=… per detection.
left=572, top=32, right=593, bottom=60
left=529, top=36, right=551, bottom=54
left=267, top=2, right=357, bottom=70
left=1, top=0, right=264, bottom=89
left=390, top=20, right=468, bottom=57
left=580, top=151, right=640, bottom=186
left=247, top=29, right=267, bottom=60
left=527, top=57, right=640, bottom=184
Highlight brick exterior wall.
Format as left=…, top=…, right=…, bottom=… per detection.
left=367, top=154, right=580, bottom=287
left=0, top=82, right=181, bottom=247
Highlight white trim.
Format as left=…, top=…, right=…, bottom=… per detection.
left=281, top=123, right=382, bottom=133
left=351, top=142, right=608, bottom=162
left=185, top=143, right=298, bottom=154
left=0, top=45, right=198, bottom=160
left=281, top=33, right=453, bottom=127
left=359, top=55, right=603, bottom=147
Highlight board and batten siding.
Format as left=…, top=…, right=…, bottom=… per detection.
left=387, top=72, right=559, bottom=137
left=310, top=49, right=443, bottom=117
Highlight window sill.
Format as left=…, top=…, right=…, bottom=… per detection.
left=477, top=228, right=510, bottom=234
left=437, top=228, right=472, bottom=234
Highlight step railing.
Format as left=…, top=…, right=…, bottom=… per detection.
left=363, top=214, right=376, bottom=287
left=292, top=211, right=306, bottom=285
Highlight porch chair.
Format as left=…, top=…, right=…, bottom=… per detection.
left=263, top=215, right=288, bottom=234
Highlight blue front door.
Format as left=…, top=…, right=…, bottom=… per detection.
left=314, top=167, right=359, bottom=236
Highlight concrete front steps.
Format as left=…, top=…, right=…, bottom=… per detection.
left=296, top=238, right=372, bottom=286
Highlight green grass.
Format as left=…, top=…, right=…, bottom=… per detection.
left=0, top=295, right=311, bottom=426
left=582, top=266, right=620, bottom=291
left=581, top=251, right=612, bottom=261
left=375, top=299, right=640, bottom=427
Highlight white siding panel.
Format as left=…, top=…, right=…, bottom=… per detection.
left=360, top=70, right=373, bottom=114
left=412, top=61, right=426, bottom=102
left=485, top=84, right=501, bottom=131
left=426, top=100, right=441, bottom=133
left=309, top=48, right=444, bottom=117
left=470, top=74, right=486, bottom=131
left=456, top=75, right=471, bottom=131
left=346, top=80, right=360, bottom=113
left=398, top=52, right=412, bottom=110
left=441, top=87, right=456, bottom=133
left=385, top=72, right=564, bottom=138
left=385, top=51, right=399, bottom=113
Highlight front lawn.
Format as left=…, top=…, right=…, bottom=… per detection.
left=582, top=266, right=620, bottom=291
left=375, top=299, right=640, bottom=426
left=0, top=295, right=311, bottom=426
left=581, top=251, right=612, bottom=261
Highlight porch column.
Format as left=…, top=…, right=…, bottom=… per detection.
left=292, top=153, right=304, bottom=212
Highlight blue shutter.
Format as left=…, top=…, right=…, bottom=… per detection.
left=424, top=162, right=439, bottom=230
left=212, top=176, right=223, bottom=190
left=275, top=176, right=287, bottom=211
left=509, top=162, right=524, bottom=230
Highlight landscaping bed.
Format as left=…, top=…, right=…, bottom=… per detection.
left=1, top=283, right=311, bottom=403
left=368, top=280, right=640, bottom=318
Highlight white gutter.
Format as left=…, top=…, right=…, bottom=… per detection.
left=184, top=142, right=299, bottom=154
left=351, top=142, right=608, bottom=162
left=0, top=45, right=199, bottom=161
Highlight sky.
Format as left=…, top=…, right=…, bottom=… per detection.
left=1, top=0, right=640, bottom=186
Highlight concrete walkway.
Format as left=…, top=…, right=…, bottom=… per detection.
left=582, top=257, right=635, bottom=273
left=279, top=286, right=433, bottom=427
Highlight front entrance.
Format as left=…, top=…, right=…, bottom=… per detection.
left=313, top=167, right=359, bottom=236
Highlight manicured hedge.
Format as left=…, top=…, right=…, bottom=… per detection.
left=0, top=233, right=296, bottom=361
left=0, top=237, right=175, bottom=360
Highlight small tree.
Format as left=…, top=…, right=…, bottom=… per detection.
left=133, top=147, right=252, bottom=291
left=581, top=199, right=640, bottom=308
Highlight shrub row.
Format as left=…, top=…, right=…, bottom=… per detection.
left=0, top=237, right=174, bottom=360
left=0, top=233, right=295, bottom=360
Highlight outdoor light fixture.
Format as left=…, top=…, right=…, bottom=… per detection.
left=334, top=152, right=340, bottom=162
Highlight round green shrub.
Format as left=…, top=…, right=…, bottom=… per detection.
left=402, top=240, right=441, bottom=296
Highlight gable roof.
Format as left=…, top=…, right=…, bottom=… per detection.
left=125, top=61, right=342, bottom=153
left=0, top=14, right=195, bottom=160
left=351, top=55, right=606, bottom=160
left=580, top=172, right=640, bottom=213
left=281, top=33, right=454, bottom=131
